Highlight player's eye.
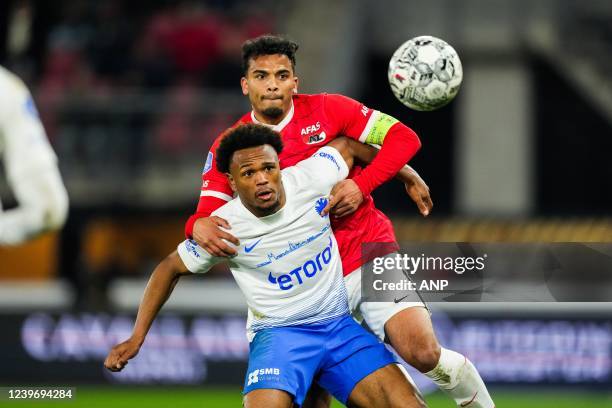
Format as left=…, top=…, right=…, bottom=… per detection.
left=243, top=170, right=253, bottom=177
left=255, top=73, right=265, bottom=80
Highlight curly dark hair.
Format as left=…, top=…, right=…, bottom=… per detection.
left=241, top=34, right=299, bottom=75
left=216, top=123, right=284, bottom=173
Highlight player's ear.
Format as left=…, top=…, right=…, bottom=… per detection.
left=293, top=76, right=299, bottom=93
left=227, top=173, right=237, bottom=193
left=241, top=77, right=249, bottom=96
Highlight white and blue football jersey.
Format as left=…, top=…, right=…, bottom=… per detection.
left=178, top=146, right=350, bottom=338
left=0, top=66, right=69, bottom=244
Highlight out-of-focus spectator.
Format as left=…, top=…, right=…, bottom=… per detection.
left=87, top=1, right=134, bottom=85
left=159, top=2, right=222, bottom=75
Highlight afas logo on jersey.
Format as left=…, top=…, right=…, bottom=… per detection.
left=301, top=122, right=326, bottom=144
left=301, top=122, right=321, bottom=135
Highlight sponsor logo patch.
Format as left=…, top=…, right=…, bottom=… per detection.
left=302, top=131, right=326, bottom=144
left=315, top=150, right=340, bottom=170
left=300, top=122, right=321, bottom=135
left=202, top=152, right=214, bottom=174
left=247, top=368, right=281, bottom=386
left=267, top=237, right=333, bottom=290
left=245, top=239, right=262, bottom=253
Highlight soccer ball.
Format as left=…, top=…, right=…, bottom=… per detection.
left=388, top=35, right=463, bottom=111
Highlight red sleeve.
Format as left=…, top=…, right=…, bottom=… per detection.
left=184, top=133, right=234, bottom=239
left=323, top=93, right=373, bottom=141
left=323, top=94, right=421, bottom=196
left=351, top=122, right=421, bottom=196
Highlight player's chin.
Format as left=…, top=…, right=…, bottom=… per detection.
left=261, top=104, right=284, bottom=118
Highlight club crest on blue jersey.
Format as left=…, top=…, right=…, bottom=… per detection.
left=202, top=152, right=214, bottom=174
left=315, top=197, right=328, bottom=217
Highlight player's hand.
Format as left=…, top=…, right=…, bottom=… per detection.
left=193, top=216, right=239, bottom=257
left=320, top=179, right=364, bottom=218
left=404, top=174, right=433, bottom=217
left=104, top=338, right=141, bottom=372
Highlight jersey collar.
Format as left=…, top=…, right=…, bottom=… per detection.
left=250, top=101, right=294, bottom=132
left=236, top=194, right=288, bottom=222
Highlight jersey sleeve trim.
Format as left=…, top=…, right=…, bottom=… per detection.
left=358, top=110, right=381, bottom=142
left=177, top=240, right=213, bottom=273
left=200, top=190, right=233, bottom=201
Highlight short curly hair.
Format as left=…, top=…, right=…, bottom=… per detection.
left=242, top=34, right=299, bottom=75
left=216, top=124, right=284, bottom=173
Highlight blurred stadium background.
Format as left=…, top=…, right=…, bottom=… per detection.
left=1, top=0, right=611, bottom=406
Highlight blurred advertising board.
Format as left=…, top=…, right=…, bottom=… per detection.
left=0, top=310, right=610, bottom=388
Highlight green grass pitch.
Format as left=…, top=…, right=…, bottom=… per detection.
left=0, top=387, right=609, bottom=407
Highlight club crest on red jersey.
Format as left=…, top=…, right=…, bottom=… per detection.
left=300, top=122, right=327, bottom=144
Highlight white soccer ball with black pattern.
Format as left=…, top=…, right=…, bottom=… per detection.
left=388, top=35, right=463, bottom=111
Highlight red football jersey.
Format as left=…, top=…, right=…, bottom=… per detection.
left=186, top=93, right=421, bottom=275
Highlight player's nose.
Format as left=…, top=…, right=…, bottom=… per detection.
left=266, top=78, right=279, bottom=92
left=254, top=172, right=269, bottom=185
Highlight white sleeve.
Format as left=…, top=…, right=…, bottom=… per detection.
left=293, top=146, right=349, bottom=193
left=0, top=79, right=57, bottom=179
left=177, top=239, right=223, bottom=273
left=0, top=73, right=69, bottom=245
left=0, top=170, right=69, bottom=245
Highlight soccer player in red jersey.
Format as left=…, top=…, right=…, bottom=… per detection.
left=186, top=35, right=494, bottom=408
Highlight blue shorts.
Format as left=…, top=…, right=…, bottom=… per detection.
left=243, top=315, right=396, bottom=406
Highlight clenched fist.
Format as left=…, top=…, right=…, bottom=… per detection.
left=104, top=338, right=142, bottom=372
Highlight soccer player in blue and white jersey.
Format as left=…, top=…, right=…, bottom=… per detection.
left=104, top=124, right=425, bottom=408
left=0, top=66, right=68, bottom=245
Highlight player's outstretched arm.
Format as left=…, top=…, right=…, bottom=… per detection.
left=356, top=143, right=432, bottom=217
left=323, top=94, right=422, bottom=217
left=399, top=165, right=432, bottom=217
left=324, top=94, right=421, bottom=195
left=104, top=251, right=191, bottom=372
left=321, top=138, right=432, bottom=217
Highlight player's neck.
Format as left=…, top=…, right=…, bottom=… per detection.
left=252, top=111, right=285, bottom=126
